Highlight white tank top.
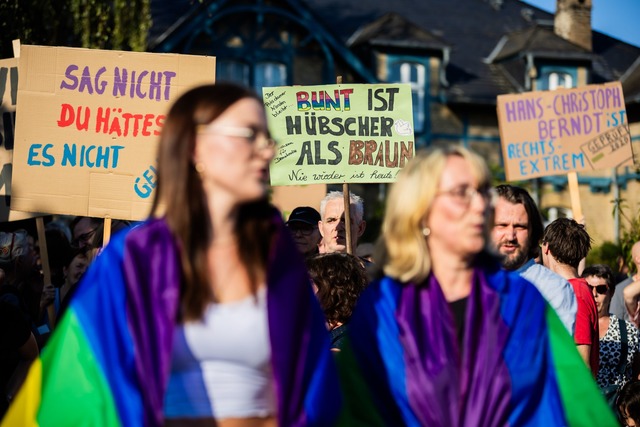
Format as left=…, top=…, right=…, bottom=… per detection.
left=164, top=287, right=276, bottom=419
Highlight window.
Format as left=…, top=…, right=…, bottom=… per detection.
left=216, top=60, right=287, bottom=95
left=216, top=60, right=250, bottom=86
left=254, top=62, right=287, bottom=95
left=537, top=65, right=577, bottom=91
left=548, top=72, right=573, bottom=90
left=389, top=60, right=428, bottom=133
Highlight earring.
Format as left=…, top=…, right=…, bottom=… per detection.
left=422, top=227, right=431, bottom=237
left=194, top=162, right=205, bottom=174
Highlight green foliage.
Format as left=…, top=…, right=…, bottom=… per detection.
left=586, top=241, right=622, bottom=273
left=70, top=0, right=150, bottom=51
left=0, top=0, right=150, bottom=58
left=613, top=198, right=640, bottom=274
left=0, top=0, right=72, bottom=58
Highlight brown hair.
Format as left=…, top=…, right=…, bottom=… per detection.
left=307, top=252, right=368, bottom=326
left=151, top=83, right=273, bottom=321
left=542, top=218, right=592, bottom=269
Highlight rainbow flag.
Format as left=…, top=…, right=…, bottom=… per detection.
left=2, top=214, right=341, bottom=426
left=336, top=259, right=618, bottom=426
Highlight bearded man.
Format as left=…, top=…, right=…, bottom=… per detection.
left=491, top=184, right=576, bottom=334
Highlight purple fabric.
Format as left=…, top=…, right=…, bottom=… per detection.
left=122, top=213, right=335, bottom=427
left=123, top=219, right=182, bottom=427
left=266, top=212, right=325, bottom=427
left=397, top=268, right=512, bottom=426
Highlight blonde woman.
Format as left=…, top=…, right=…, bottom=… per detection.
left=336, top=146, right=616, bottom=426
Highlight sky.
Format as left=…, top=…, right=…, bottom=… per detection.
left=523, top=0, right=640, bottom=48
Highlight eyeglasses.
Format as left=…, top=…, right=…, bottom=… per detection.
left=587, top=284, right=609, bottom=295
left=197, top=125, right=276, bottom=151
left=286, top=223, right=316, bottom=236
left=437, top=185, right=496, bottom=206
left=71, top=228, right=97, bottom=248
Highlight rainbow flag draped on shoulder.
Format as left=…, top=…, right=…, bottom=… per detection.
left=2, top=213, right=341, bottom=427
left=336, top=258, right=618, bottom=426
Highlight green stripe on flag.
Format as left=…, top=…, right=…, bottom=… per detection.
left=335, top=337, right=387, bottom=427
left=37, top=309, right=122, bottom=426
left=546, top=306, right=618, bottom=426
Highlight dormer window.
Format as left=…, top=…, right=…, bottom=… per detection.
left=548, top=72, right=573, bottom=90
left=537, top=65, right=577, bottom=91
left=389, top=59, right=428, bottom=133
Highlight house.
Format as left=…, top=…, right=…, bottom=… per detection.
left=149, top=0, right=640, bottom=245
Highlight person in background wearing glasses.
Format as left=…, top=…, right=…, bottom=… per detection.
left=3, top=83, right=342, bottom=427
left=541, top=218, right=599, bottom=377
left=70, top=216, right=101, bottom=250
left=491, top=185, right=577, bottom=334
left=285, top=206, right=322, bottom=258
left=336, top=145, right=615, bottom=425
left=582, top=265, right=640, bottom=393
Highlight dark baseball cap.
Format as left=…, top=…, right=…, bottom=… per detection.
left=286, top=206, right=321, bottom=226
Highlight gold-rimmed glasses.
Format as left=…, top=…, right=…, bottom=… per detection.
left=437, top=185, right=496, bottom=207
left=196, top=125, right=276, bottom=151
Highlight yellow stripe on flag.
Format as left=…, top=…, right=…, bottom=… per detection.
left=1, top=358, right=42, bottom=427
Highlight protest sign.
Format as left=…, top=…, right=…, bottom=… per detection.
left=11, top=45, right=215, bottom=220
left=0, top=57, right=17, bottom=197
left=0, top=56, right=38, bottom=222
left=263, top=83, right=415, bottom=186
left=497, top=81, right=634, bottom=181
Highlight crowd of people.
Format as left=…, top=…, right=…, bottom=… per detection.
left=1, top=81, right=640, bottom=426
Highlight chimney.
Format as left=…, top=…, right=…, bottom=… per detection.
left=554, top=0, right=592, bottom=51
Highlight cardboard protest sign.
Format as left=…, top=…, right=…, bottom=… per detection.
left=0, top=57, right=17, bottom=197
left=263, top=84, right=414, bottom=186
left=0, top=57, right=38, bottom=222
left=11, top=45, right=215, bottom=220
left=497, top=81, right=634, bottom=181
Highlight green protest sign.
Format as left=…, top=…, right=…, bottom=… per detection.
left=263, top=83, right=415, bottom=185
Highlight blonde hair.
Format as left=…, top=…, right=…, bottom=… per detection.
left=377, top=145, right=492, bottom=283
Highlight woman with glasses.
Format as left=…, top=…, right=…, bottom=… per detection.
left=582, top=265, right=640, bottom=400
left=335, top=146, right=616, bottom=426
left=3, top=83, right=341, bottom=427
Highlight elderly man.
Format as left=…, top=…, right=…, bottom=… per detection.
left=285, top=206, right=322, bottom=258
left=318, top=191, right=366, bottom=254
left=491, top=185, right=576, bottom=334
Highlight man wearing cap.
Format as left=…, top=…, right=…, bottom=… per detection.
left=286, top=206, right=322, bottom=258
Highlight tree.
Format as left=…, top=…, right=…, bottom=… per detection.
left=0, top=0, right=150, bottom=58
left=613, top=198, right=640, bottom=274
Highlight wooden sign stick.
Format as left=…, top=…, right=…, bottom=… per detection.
left=36, top=217, right=55, bottom=327
left=343, top=183, right=352, bottom=254
left=335, top=75, right=353, bottom=254
left=567, top=172, right=584, bottom=224
left=103, top=217, right=112, bottom=247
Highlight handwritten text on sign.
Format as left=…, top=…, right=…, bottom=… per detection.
left=11, top=45, right=215, bottom=220
left=497, top=81, right=633, bottom=181
left=263, top=84, right=415, bottom=185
